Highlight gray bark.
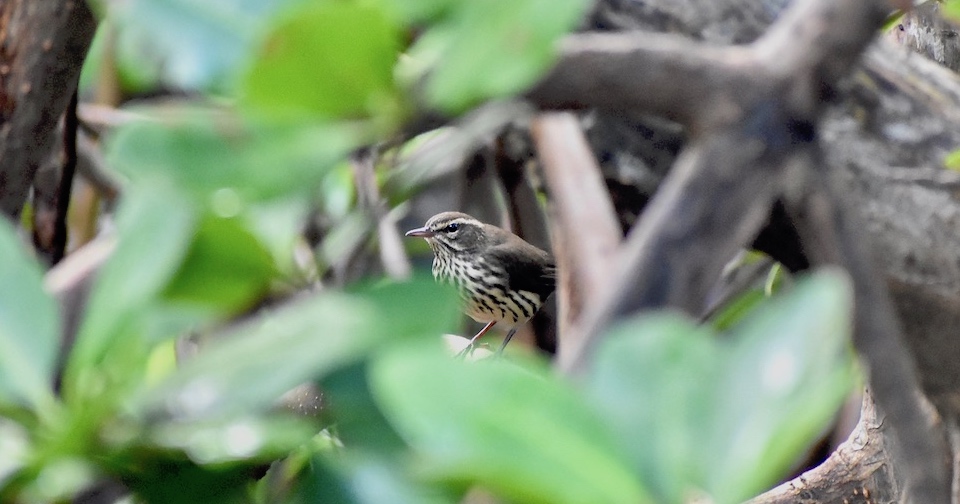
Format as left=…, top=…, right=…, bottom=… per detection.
left=528, top=0, right=960, bottom=501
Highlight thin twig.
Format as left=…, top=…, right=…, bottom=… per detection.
left=351, top=150, right=412, bottom=280
left=51, top=89, right=79, bottom=265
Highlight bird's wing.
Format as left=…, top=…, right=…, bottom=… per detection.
left=486, top=243, right=556, bottom=299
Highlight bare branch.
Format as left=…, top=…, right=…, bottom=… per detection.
left=352, top=150, right=412, bottom=280
left=748, top=392, right=902, bottom=503
left=558, top=131, right=792, bottom=372
left=530, top=113, right=621, bottom=349
left=791, top=149, right=949, bottom=503
left=527, top=32, right=756, bottom=127
left=756, top=0, right=891, bottom=89
left=76, top=129, right=121, bottom=201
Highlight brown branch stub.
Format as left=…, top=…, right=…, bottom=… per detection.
left=748, top=392, right=901, bottom=503
left=0, top=0, right=97, bottom=220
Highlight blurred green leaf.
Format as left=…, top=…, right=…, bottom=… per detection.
left=20, top=458, right=97, bottom=504
left=320, top=364, right=406, bottom=455
left=0, top=419, right=29, bottom=489
left=370, top=345, right=653, bottom=504
left=0, top=220, right=59, bottom=411
left=587, top=315, right=716, bottom=503
left=764, top=262, right=786, bottom=295
left=284, top=451, right=457, bottom=504
left=383, top=0, right=454, bottom=23
left=148, top=415, right=318, bottom=465
left=163, top=215, right=276, bottom=312
left=944, top=0, right=960, bottom=25
left=98, top=0, right=305, bottom=91
left=709, top=287, right=765, bottom=332
left=944, top=149, right=960, bottom=171
left=316, top=364, right=460, bottom=504
left=243, top=2, right=402, bottom=122
left=709, top=270, right=857, bottom=502
left=107, top=113, right=361, bottom=205
left=587, top=270, right=857, bottom=504
left=117, top=455, right=254, bottom=504
left=284, top=453, right=356, bottom=504
left=64, top=186, right=196, bottom=401
left=136, top=279, right=457, bottom=422
left=415, top=0, right=589, bottom=112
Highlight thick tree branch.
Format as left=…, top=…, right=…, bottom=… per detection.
left=790, top=148, right=949, bottom=503
left=753, top=0, right=891, bottom=117
left=527, top=33, right=756, bottom=126
left=0, top=0, right=97, bottom=220
left=531, top=113, right=621, bottom=347
left=748, top=392, right=902, bottom=503
left=559, top=128, right=797, bottom=370
left=538, top=0, right=949, bottom=500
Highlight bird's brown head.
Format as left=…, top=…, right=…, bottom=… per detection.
left=405, top=212, right=487, bottom=255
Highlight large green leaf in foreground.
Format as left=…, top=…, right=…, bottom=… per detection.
left=0, top=220, right=60, bottom=411
left=136, top=279, right=458, bottom=422
left=586, top=270, right=857, bottom=504
left=370, top=346, right=653, bottom=504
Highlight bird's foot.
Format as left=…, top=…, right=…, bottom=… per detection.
left=455, top=340, right=494, bottom=360
left=455, top=343, right=477, bottom=360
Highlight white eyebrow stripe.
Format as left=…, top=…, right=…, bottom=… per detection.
left=432, top=217, right=481, bottom=229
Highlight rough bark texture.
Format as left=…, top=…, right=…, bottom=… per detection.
left=888, top=2, right=960, bottom=73
left=747, top=394, right=902, bottom=504
left=579, top=0, right=960, bottom=424
left=0, top=0, right=97, bottom=220
left=520, top=0, right=960, bottom=501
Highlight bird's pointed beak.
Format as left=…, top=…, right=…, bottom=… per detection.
left=405, top=226, right=435, bottom=238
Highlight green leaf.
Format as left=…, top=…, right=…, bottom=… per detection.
left=99, top=0, right=305, bottom=91
left=709, top=287, right=765, bottom=332
left=106, top=112, right=360, bottom=204
left=944, top=0, right=960, bottom=25
left=944, top=149, right=960, bottom=171
left=119, top=455, right=254, bottom=504
left=320, top=364, right=407, bottom=454
left=148, top=415, right=318, bottom=464
left=370, top=346, right=653, bottom=504
left=382, top=0, right=454, bottom=23
left=285, top=451, right=458, bottom=504
left=136, top=279, right=457, bottom=421
left=587, top=315, right=717, bottom=503
left=709, top=270, right=857, bottom=502
left=587, top=270, right=857, bottom=504
left=19, top=458, right=97, bottom=503
left=417, top=0, right=589, bottom=112
left=0, top=220, right=59, bottom=410
left=243, top=2, right=402, bottom=122
left=64, top=186, right=196, bottom=399
left=162, top=215, right=276, bottom=312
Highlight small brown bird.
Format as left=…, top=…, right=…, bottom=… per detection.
left=405, top=211, right=555, bottom=355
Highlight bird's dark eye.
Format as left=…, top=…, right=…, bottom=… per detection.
left=444, top=223, right=460, bottom=233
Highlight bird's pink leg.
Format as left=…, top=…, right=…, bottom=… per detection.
left=457, top=321, right=497, bottom=358
left=468, top=321, right=497, bottom=345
